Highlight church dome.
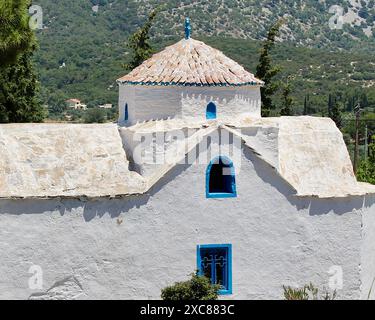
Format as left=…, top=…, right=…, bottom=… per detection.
left=117, top=37, right=263, bottom=87
left=117, top=19, right=263, bottom=125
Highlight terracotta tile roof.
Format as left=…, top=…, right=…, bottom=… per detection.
left=117, top=38, right=263, bottom=87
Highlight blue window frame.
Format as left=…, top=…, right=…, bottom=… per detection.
left=197, top=244, right=232, bottom=295
left=206, top=102, right=217, bottom=120
left=124, top=103, right=129, bottom=121
left=206, top=156, right=237, bottom=198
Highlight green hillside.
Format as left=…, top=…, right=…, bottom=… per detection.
left=31, top=0, right=375, bottom=116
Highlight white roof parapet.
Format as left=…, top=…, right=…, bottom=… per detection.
left=0, top=124, right=147, bottom=199
left=0, top=117, right=374, bottom=199
left=276, top=116, right=369, bottom=198
left=125, top=116, right=375, bottom=198
left=239, top=116, right=375, bottom=198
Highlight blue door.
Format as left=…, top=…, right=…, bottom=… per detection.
left=206, top=102, right=217, bottom=120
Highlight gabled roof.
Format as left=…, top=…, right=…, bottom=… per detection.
left=117, top=38, right=263, bottom=87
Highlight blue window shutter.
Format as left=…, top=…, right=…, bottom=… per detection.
left=197, top=244, right=232, bottom=295
left=206, top=102, right=217, bottom=120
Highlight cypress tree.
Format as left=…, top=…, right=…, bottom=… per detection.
left=124, top=9, right=158, bottom=71
left=303, top=94, right=310, bottom=115
left=328, top=93, right=334, bottom=117
left=360, top=92, right=368, bottom=108
left=328, top=95, right=342, bottom=129
left=255, top=20, right=283, bottom=117
left=280, top=80, right=293, bottom=116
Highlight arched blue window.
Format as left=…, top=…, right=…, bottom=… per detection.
left=206, top=102, right=217, bottom=120
left=124, top=103, right=129, bottom=122
left=206, top=156, right=237, bottom=198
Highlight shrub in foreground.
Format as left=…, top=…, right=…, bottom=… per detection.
left=161, top=273, right=220, bottom=301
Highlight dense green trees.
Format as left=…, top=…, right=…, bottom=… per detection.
left=46, top=94, right=67, bottom=118
left=0, top=0, right=45, bottom=123
left=0, top=0, right=34, bottom=66
left=83, top=108, right=106, bottom=123
left=0, top=48, right=45, bottom=122
left=76, top=0, right=375, bottom=52
left=26, top=1, right=375, bottom=118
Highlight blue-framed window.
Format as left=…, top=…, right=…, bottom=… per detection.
left=197, top=244, right=232, bottom=295
left=206, top=102, right=217, bottom=120
left=206, top=156, right=237, bottom=198
left=124, top=103, right=129, bottom=121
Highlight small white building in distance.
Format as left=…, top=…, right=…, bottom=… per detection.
left=98, top=104, right=113, bottom=109
left=0, top=19, right=375, bottom=300
left=66, top=98, right=87, bottom=110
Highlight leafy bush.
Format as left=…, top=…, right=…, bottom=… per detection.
left=161, top=273, right=220, bottom=301
left=283, top=283, right=337, bottom=300
left=357, top=135, right=375, bottom=185
left=83, top=108, right=106, bottom=123
left=357, top=160, right=375, bottom=185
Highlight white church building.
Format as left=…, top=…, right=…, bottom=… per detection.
left=0, top=20, right=375, bottom=300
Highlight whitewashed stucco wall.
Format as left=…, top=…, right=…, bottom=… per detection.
left=118, top=85, right=261, bottom=125
left=0, top=147, right=366, bottom=300
left=360, top=195, right=375, bottom=300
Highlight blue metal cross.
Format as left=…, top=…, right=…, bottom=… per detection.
left=185, top=18, right=191, bottom=39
